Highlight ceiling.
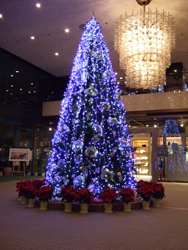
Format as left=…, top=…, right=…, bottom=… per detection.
left=1, top=0, right=188, bottom=80
left=1, top=0, right=188, bottom=129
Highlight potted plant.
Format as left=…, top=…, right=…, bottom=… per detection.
left=39, top=165, right=46, bottom=177
left=76, top=188, right=93, bottom=213
left=151, top=182, right=165, bottom=207
left=61, top=186, right=77, bottom=212
left=119, top=187, right=135, bottom=212
left=33, top=165, right=39, bottom=176
left=36, top=185, right=53, bottom=210
left=136, top=185, right=154, bottom=210
left=100, top=187, right=118, bottom=213
left=23, top=184, right=36, bottom=207
left=16, top=180, right=30, bottom=204
left=26, top=164, right=32, bottom=176
left=0, top=166, right=3, bottom=176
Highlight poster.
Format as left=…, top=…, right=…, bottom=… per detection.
left=9, top=148, right=30, bottom=162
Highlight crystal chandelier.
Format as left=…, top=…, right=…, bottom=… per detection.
left=114, top=0, right=175, bottom=89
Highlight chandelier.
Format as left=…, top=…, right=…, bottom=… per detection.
left=114, top=0, right=175, bottom=89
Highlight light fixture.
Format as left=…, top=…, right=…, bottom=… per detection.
left=114, top=0, right=175, bottom=89
left=0, top=14, right=3, bottom=18
left=30, top=36, right=35, bottom=40
left=55, top=52, right=59, bottom=56
left=179, top=117, right=187, bottom=127
left=64, top=28, right=70, bottom=33
left=36, top=3, right=41, bottom=8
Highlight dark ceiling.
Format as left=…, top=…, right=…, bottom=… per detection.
left=1, top=0, right=188, bottom=128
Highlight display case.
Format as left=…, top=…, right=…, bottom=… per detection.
left=132, top=139, right=150, bottom=175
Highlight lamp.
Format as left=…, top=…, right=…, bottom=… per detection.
left=114, top=0, right=175, bottom=89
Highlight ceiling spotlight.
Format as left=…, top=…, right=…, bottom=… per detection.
left=49, top=127, right=52, bottom=131
left=11, top=85, right=13, bottom=87
left=115, top=72, right=118, bottom=75
left=10, top=75, right=14, bottom=77
left=55, top=52, right=59, bottom=56
left=0, top=14, right=3, bottom=18
left=65, top=28, right=70, bottom=33
left=15, top=71, right=19, bottom=73
left=146, top=124, right=149, bottom=127
left=154, top=124, right=158, bottom=128
left=31, top=82, right=33, bottom=85
left=36, top=3, right=41, bottom=8
left=30, top=36, right=35, bottom=40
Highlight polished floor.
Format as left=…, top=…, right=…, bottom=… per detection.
left=0, top=180, right=188, bottom=250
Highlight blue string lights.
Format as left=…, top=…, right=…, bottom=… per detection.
left=45, top=15, right=136, bottom=196
left=163, top=119, right=187, bottom=175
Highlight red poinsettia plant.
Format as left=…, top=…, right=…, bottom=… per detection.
left=100, top=187, right=118, bottom=203
left=151, top=182, right=165, bottom=199
left=22, top=184, right=36, bottom=199
left=119, top=187, right=135, bottom=204
left=136, top=185, right=155, bottom=201
left=16, top=180, right=31, bottom=197
left=61, top=186, right=77, bottom=203
left=31, top=179, right=46, bottom=190
left=76, top=189, right=93, bottom=204
left=36, top=186, right=54, bottom=202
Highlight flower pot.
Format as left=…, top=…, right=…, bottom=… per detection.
left=123, top=202, right=132, bottom=212
left=20, top=195, right=27, bottom=204
left=41, top=172, right=45, bottom=177
left=39, top=201, right=48, bottom=210
left=104, top=203, right=113, bottom=213
left=64, top=202, right=73, bottom=212
left=0, top=171, right=3, bottom=176
left=28, top=198, right=36, bottom=208
left=4, top=166, right=12, bottom=176
left=34, top=172, right=38, bottom=177
left=142, top=200, right=150, bottom=210
left=26, top=172, right=31, bottom=176
left=80, top=203, right=89, bottom=214
left=153, top=198, right=162, bottom=207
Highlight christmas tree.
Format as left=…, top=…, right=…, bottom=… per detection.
left=46, top=14, right=136, bottom=196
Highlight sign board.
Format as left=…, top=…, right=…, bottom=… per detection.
left=157, top=147, right=168, bottom=157
left=9, top=148, right=30, bottom=162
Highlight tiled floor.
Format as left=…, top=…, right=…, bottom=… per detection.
left=0, top=180, right=188, bottom=250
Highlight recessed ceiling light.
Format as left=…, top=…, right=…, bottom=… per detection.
left=55, top=52, right=59, bottom=56
left=31, top=36, right=35, bottom=40
left=34, top=91, right=36, bottom=93
left=115, top=72, right=118, bottom=75
left=20, top=88, right=22, bottom=91
left=117, top=82, right=120, bottom=84
left=15, top=70, right=19, bottom=73
left=11, top=85, right=13, bottom=87
left=10, top=93, right=12, bottom=95
left=6, top=90, right=9, bottom=92
left=28, top=91, right=31, bottom=93
left=0, top=14, right=3, bottom=18
left=36, top=3, right=41, bottom=8
left=11, top=75, right=13, bottom=77
left=65, top=28, right=69, bottom=33
left=120, top=77, right=123, bottom=79
left=31, top=82, right=33, bottom=85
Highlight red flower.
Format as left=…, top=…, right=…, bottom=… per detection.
left=100, top=187, right=118, bottom=203
left=136, top=186, right=154, bottom=201
left=76, top=189, right=93, bottom=203
left=16, top=180, right=31, bottom=196
left=151, top=182, right=165, bottom=199
left=61, top=187, right=77, bottom=202
left=119, top=188, right=135, bottom=203
left=36, top=186, right=53, bottom=202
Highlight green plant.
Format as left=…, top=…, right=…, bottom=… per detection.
left=33, top=165, right=38, bottom=173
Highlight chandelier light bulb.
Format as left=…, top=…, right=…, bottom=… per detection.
left=114, top=0, right=175, bottom=89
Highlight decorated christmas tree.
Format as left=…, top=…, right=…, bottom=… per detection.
left=46, top=14, right=136, bottom=196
